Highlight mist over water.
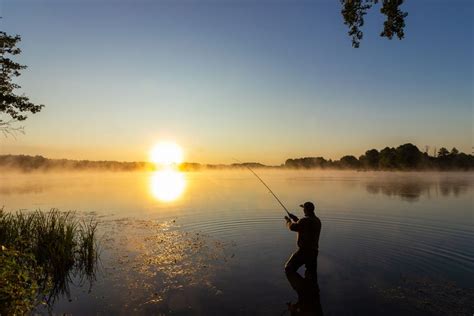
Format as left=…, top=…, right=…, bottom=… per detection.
left=1, top=170, right=473, bottom=315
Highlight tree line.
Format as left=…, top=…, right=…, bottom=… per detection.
left=284, top=143, right=474, bottom=170
left=1, top=144, right=473, bottom=172
left=0, top=155, right=154, bottom=172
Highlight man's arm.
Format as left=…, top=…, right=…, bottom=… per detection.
left=285, top=216, right=301, bottom=232
left=288, top=212, right=299, bottom=222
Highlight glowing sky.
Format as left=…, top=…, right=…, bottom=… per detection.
left=0, top=0, right=472, bottom=164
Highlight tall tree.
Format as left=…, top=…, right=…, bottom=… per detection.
left=395, top=143, right=422, bottom=169
left=363, top=149, right=380, bottom=169
left=1, top=31, right=44, bottom=135
left=340, top=155, right=361, bottom=169
left=437, top=147, right=449, bottom=158
left=379, top=146, right=398, bottom=169
left=341, top=0, right=408, bottom=48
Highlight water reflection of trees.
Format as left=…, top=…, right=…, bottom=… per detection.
left=365, top=178, right=471, bottom=202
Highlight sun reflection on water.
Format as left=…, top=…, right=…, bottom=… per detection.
left=150, top=169, right=186, bottom=202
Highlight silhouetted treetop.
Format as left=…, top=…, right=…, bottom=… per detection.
left=1, top=31, right=44, bottom=127
left=340, top=155, right=361, bottom=168
left=359, top=149, right=380, bottom=169
left=341, top=0, right=408, bottom=48
left=285, top=143, right=473, bottom=171
left=395, top=143, right=423, bottom=169
left=285, top=157, right=328, bottom=169
left=438, top=147, right=449, bottom=157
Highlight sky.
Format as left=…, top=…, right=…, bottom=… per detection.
left=0, top=0, right=472, bottom=165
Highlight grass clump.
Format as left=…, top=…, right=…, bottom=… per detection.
left=0, top=208, right=99, bottom=313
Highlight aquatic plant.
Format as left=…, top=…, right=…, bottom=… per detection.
left=0, top=246, right=44, bottom=315
left=0, top=208, right=99, bottom=313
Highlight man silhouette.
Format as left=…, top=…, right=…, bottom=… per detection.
left=284, top=202, right=322, bottom=282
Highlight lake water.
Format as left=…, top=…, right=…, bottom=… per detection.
left=1, top=170, right=473, bottom=315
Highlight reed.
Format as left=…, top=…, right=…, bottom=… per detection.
left=0, top=208, right=99, bottom=313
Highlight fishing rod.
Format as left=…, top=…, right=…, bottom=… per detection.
left=233, top=158, right=291, bottom=216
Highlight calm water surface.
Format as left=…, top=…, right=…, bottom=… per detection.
left=1, top=170, right=473, bottom=315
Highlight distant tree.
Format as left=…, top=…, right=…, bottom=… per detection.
left=450, top=147, right=459, bottom=155
left=437, top=147, right=449, bottom=158
left=362, top=149, right=380, bottom=169
left=341, top=0, right=408, bottom=48
left=395, top=143, right=422, bottom=169
left=285, top=157, right=329, bottom=169
left=339, top=155, right=360, bottom=169
left=1, top=31, right=44, bottom=135
left=379, top=146, right=398, bottom=169
left=452, top=152, right=474, bottom=170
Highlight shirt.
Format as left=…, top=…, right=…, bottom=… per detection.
left=287, top=215, right=322, bottom=250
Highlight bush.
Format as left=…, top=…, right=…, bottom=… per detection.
left=0, top=246, right=45, bottom=315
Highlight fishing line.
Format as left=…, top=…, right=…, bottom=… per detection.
left=233, top=158, right=290, bottom=216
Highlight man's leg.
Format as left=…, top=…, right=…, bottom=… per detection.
left=285, top=249, right=306, bottom=293
left=304, top=250, right=319, bottom=283
left=285, top=249, right=305, bottom=274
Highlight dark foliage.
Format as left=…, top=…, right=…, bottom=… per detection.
left=285, top=157, right=329, bottom=169
left=339, top=155, right=361, bottom=169
left=0, top=154, right=155, bottom=172
left=0, top=209, right=98, bottom=313
left=395, top=143, right=423, bottom=169
left=359, top=149, right=379, bottom=169
left=285, top=143, right=474, bottom=171
left=0, top=31, right=44, bottom=124
left=230, top=162, right=267, bottom=169
left=341, top=0, right=408, bottom=48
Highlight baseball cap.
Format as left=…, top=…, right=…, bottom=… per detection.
left=299, top=201, right=315, bottom=212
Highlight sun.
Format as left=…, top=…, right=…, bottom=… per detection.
left=150, top=142, right=184, bottom=166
